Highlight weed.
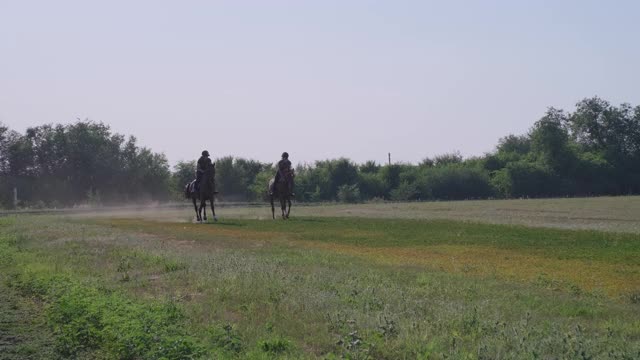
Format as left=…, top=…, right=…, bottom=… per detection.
left=116, top=256, right=131, bottom=273
left=461, top=307, right=480, bottom=335
left=258, top=336, right=291, bottom=354
left=164, top=259, right=188, bottom=273
left=117, top=256, right=132, bottom=282
left=377, top=315, right=398, bottom=339
left=209, top=323, right=244, bottom=354
left=335, top=320, right=374, bottom=360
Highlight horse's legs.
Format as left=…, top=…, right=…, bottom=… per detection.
left=280, top=197, right=286, bottom=220
left=286, top=198, right=291, bottom=219
left=197, top=197, right=204, bottom=222
left=210, top=196, right=217, bottom=221
left=201, top=198, right=207, bottom=221
left=270, top=195, right=275, bottom=220
left=193, top=197, right=200, bottom=221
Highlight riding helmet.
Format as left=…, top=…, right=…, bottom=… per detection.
left=202, top=150, right=210, bottom=157
left=282, top=152, right=289, bottom=159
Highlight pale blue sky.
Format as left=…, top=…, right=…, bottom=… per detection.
left=1, top=1, right=638, bottom=166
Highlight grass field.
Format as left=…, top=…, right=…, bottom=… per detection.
left=1, top=197, right=639, bottom=359
left=75, top=195, right=640, bottom=233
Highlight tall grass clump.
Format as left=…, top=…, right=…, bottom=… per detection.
left=0, top=228, right=204, bottom=360
left=9, top=272, right=204, bottom=359
left=49, top=284, right=203, bottom=359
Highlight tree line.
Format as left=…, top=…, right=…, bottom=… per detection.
left=0, top=122, right=170, bottom=207
left=1, top=97, right=639, bottom=208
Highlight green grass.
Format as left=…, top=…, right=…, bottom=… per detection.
left=0, top=281, right=55, bottom=359
left=97, top=216, right=640, bottom=265
left=1, top=212, right=640, bottom=359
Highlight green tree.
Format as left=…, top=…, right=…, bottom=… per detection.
left=491, top=161, right=557, bottom=198
left=357, top=172, right=386, bottom=200
left=215, top=156, right=269, bottom=201
left=0, top=120, right=172, bottom=207
left=379, top=164, right=404, bottom=197
left=433, top=151, right=463, bottom=167
left=566, top=97, right=640, bottom=193
left=417, top=166, right=494, bottom=200
left=172, top=161, right=196, bottom=197
left=249, top=168, right=274, bottom=201
left=359, top=160, right=380, bottom=174
left=529, top=108, right=574, bottom=173
left=314, top=158, right=359, bottom=200
left=389, top=181, right=418, bottom=201
left=497, top=134, right=531, bottom=155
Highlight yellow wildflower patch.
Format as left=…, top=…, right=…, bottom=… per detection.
left=101, top=218, right=640, bottom=299
left=301, top=242, right=639, bottom=299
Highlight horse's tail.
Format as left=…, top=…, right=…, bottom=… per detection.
left=184, top=182, right=192, bottom=199
left=268, top=178, right=275, bottom=195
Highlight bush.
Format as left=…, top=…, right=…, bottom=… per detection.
left=249, top=170, right=274, bottom=201
left=209, top=323, right=244, bottom=354
left=358, top=172, right=386, bottom=199
left=417, top=166, right=494, bottom=200
left=6, top=269, right=204, bottom=360
left=491, top=161, right=558, bottom=198
left=389, top=181, right=418, bottom=201
left=337, top=184, right=361, bottom=203
left=258, top=336, right=291, bottom=354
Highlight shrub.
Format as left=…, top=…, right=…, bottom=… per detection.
left=48, top=285, right=204, bottom=359
left=417, top=166, right=494, bottom=200
left=491, top=161, right=558, bottom=198
left=209, top=323, right=244, bottom=354
left=358, top=172, right=386, bottom=199
left=389, top=181, right=418, bottom=201
left=337, top=184, right=361, bottom=203
left=6, top=269, right=204, bottom=359
left=259, top=336, right=291, bottom=354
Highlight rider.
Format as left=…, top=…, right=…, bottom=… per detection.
left=271, top=152, right=294, bottom=196
left=195, top=150, right=212, bottom=191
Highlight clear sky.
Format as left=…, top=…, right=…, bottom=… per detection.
left=1, top=1, right=638, bottom=167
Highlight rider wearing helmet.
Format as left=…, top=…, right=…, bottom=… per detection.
left=195, top=150, right=212, bottom=191
left=272, top=152, right=294, bottom=196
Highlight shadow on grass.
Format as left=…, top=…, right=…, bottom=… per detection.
left=289, top=217, right=328, bottom=223
left=206, top=220, right=246, bottom=227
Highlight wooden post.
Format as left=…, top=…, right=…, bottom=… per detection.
left=388, top=153, right=391, bottom=165
left=13, top=187, right=18, bottom=208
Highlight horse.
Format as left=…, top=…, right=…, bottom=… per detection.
left=186, top=162, right=218, bottom=222
left=269, top=170, right=293, bottom=220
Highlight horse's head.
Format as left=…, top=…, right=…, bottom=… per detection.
left=285, top=168, right=295, bottom=180
left=204, top=163, right=216, bottom=183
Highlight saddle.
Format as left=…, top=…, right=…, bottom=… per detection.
left=270, top=170, right=295, bottom=195
left=279, top=168, right=294, bottom=183
left=184, top=180, right=196, bottom=198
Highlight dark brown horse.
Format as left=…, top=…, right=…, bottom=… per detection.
left=269, top=170, right=293, bottom=220
left=186, top=162, right=218, bottom=222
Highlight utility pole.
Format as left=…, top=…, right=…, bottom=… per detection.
left=388, top=153, right=391, bottom=165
